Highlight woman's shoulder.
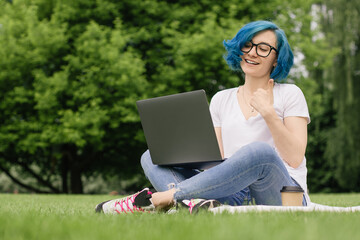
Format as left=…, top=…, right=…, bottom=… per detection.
left=275, top=82, right=303, bottom=93
left=212, top=87, right=238, bottom=99
left=274, top=82, right=305, bottom=99
left=210, top=87, right=238, bottom=108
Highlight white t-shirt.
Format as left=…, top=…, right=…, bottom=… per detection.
left=209, top=83, right=310, bottom=202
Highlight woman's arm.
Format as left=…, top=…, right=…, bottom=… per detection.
left=250, top=80, right=308, bottom=168
left=214, top=127, right=225, bottom=159
left=263, top=113, right=307, bottom=168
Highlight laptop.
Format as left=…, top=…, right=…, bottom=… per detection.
left=136, top=90, right=224, bottom=170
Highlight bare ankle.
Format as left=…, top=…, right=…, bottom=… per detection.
left=151, top=188, right=176, bottom=209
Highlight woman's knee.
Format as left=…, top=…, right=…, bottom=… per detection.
left=140, top=150, right=152, bottom=170
left=247, top=141, right=273, bottom=152
left=250, top=142, right=283, bottom=166
left=233, top=142, right=280, bottom=165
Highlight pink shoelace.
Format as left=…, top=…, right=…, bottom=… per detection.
left=114, top=190, right=152, bottom=214
left=187, top=199, right=197, bottom=214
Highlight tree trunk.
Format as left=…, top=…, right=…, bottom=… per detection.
left=62, top=146, right=83, bottom=194
left=61, top=157, right=69, bottom=193
left=70, top=167, right=83, bottom=194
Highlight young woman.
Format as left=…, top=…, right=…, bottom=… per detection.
left=96, top=20, right=310, bottom=214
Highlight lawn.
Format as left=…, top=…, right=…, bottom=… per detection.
left=0, top=193, right=359, bottom=240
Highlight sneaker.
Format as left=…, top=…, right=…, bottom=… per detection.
left=179, top=199, right=221, bottom=214
left=165, top=204, right=178, bottom=214
left=95, top=188, right=155, bottom=214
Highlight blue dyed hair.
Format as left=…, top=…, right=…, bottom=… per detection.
left=223, top=21, right=294, bottom=82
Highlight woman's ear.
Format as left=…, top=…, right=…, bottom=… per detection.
left=273, top=59, right=277, bottom=68
left=271, top=60, right=277, bottom=73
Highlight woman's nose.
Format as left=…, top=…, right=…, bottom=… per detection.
left=248, top=46, right=258, bottom=57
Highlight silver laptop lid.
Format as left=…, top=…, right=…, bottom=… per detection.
left=136, top=90, right=223, bottom=169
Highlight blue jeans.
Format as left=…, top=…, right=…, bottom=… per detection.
left=141, top=142, right=304, bottom=206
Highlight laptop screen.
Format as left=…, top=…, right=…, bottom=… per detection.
left=136, top=90, right=223, bottom=169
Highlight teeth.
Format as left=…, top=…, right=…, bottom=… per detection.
left=245, top=59, right=258, bottom=65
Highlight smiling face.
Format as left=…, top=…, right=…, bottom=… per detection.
left=240, top=30, right=278, bottom=79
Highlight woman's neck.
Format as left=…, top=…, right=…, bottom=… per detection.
left=243, top=75, right=271, bottom=93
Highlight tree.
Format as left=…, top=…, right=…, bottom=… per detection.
left=0, top=0, right=147, bottom=193
left=1, top=0, right=350, bottom=194
left=322, top=0, right=360, bottom=191
left=274, top=1, right=341, bottom=193
left=0, top=0, right=299, bottom=193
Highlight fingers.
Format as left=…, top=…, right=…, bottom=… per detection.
left=250, top=79, right=275, bottom=105
left=251, top=79, right=274, bottom=110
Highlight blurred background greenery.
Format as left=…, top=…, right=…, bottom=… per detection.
left=0, top=0, right=359, bottom=195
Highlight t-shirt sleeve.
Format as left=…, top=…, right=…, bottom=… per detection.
left=209, top=92, right=222, bottom=127
left=283, top=85, right=311, bottom=124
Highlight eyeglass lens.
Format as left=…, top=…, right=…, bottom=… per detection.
left=241, top=42, right=272, bottom=57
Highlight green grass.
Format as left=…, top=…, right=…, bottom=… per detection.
left=0, top=193, right=360, bottom=240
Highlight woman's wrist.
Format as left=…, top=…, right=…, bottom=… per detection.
left=260, top=105, right=278, bottom=121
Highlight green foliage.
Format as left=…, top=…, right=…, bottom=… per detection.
left=267, top=1, right=343, bottom=193
left=0, top=0, right=358, bottom=193
left=320, top=0, right=360, bottom=191
left=0, top=0, right=148, bottom=193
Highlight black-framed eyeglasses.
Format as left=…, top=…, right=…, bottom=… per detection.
left=241, top=41, right=277, bottom=57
